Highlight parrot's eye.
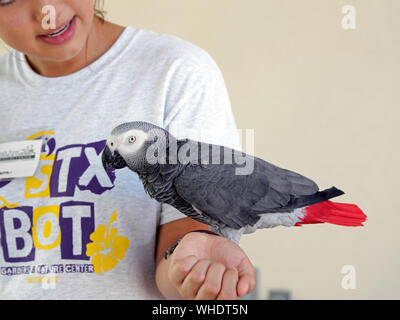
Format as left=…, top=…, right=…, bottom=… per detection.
left=110, top=142, right=114, bottom=147
left=129, top=136, right=136, bottom=143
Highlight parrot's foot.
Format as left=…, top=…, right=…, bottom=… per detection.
left=164, top=238, right=182, bottom=260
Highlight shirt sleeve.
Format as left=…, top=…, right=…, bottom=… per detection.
left=159, top=49, right=242, bottom=226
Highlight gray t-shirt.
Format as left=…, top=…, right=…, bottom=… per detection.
left=0, top=26, right=240, bottom=299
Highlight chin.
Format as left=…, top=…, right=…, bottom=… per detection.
left=34, top=23, right=90, bottom=63
left=36, top=39, right=87, bottom=63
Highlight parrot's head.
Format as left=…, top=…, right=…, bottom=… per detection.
left=102, top=121, right=170, bottom=173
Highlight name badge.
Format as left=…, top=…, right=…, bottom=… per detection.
left=0, top=140, right=42, bottom=179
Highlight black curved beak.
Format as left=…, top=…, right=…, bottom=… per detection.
left=102, top=145, right=127, bottom=171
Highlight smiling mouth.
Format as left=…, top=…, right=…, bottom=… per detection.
left=41, top=17, right=72, bottom=37
left=44, top=21, right=71, bottom=38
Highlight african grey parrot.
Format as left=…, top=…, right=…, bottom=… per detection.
left=102, top=121, right=366, bottom=248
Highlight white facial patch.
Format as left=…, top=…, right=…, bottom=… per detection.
left=118, top=129, right=148, bottom=156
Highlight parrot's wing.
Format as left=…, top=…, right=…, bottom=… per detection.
left=173, top=142, right=319, bottom=229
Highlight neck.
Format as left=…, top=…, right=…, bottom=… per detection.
left=25, top=17, right=124, bottom=77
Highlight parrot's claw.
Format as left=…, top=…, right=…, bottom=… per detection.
left=164, top=238, right=182, bottom=260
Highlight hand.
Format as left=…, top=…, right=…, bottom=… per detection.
left=167, top=231, right=256, bottom=300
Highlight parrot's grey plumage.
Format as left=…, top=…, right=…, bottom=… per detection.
left=102, top=121, right=366, bottom=247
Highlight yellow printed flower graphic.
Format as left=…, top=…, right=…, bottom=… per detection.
left=86, top=212, right=130, bottom=274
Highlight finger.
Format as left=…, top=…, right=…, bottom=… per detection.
left=181, top=259, right=211, bottom=299
left=168, top=255, right=198, bottom=286
left=217, top=268, right=239, bottom=300
left=237, top=274, right=255, bottom=297
left=196, top=262, right=226, bottom=300
left=236, top=259, right=256, bottom=297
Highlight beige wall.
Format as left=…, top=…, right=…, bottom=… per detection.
left=1, top=0, right=398, bottom=299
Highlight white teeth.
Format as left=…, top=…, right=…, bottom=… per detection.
left=46, top=21, right=70, bottom=37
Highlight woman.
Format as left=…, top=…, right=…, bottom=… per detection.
left=0, top=0, right=255, bottom=299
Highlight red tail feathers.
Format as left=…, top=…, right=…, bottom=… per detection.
left=296, top=200, right=367, bottom=227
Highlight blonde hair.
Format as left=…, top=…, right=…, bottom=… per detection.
left=94, top=0, right=106, bottom=22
